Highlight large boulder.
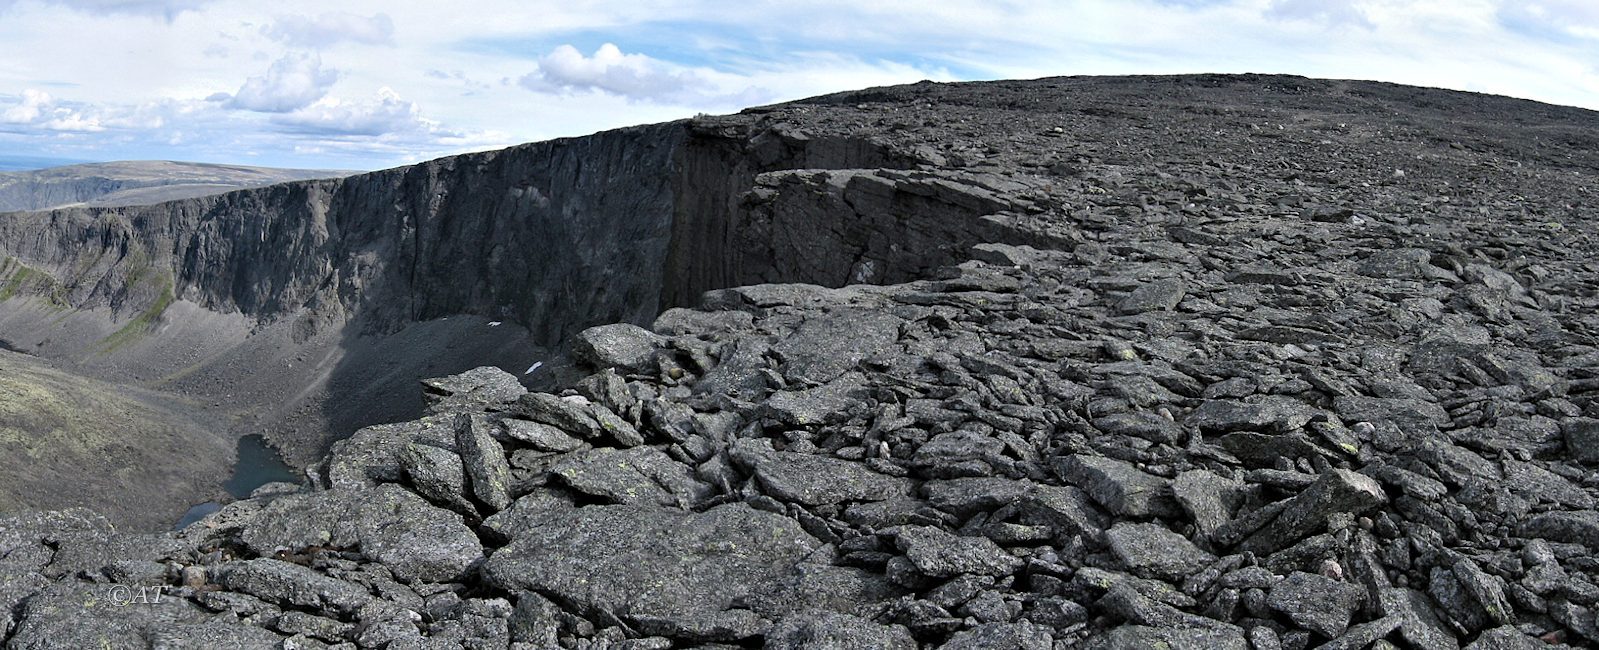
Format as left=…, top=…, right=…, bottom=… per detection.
left=482, top=503, right=819, bottom=640
left=237, top=484, right=483, bottom=583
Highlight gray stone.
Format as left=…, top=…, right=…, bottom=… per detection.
left=421, top=366, right=526, bottom=413
left=938, top=621, right=1054, bottom=649
left=211, top=559, right=373, bottom=616
left=772, top=309, right=903, bottom=385
left=1314, top=615, right=1402, bottom=650
left=1104, top=521, right=1216, bottom=582
left=1097, top=582, right=1223, bottom=629
left=1086, top=625, right=1249, bottom=650
left=893, top=525, right=1023, bottom=577
left=238, top=484, right=483, bottom=583
left=1053, top=454, right=1181, bottom=519
left=732, top=438, right=914, bottom=506
left=513, top=392, right=605, bottom=439
left=1453, top=558, right=1514, bottom=627
left=502, top=418, right=585, bottom=452
left=1018, top=483, right=1109, bottom=539
left=1564, top=418, right=1599, bottom=464
left=765, top=611, right=917, bottom=650
left=925, top=477, right=1035, bottom=518
left=1519, top=510, right=1599, bottom=550
left=1464, top=626, right=1545, bottom=649
left=1266, top=571, right=1365, bottom=637
left=548, top=446, right=712, bottom=507
left=1239, top=469, right=1386, bottom=554
left=1093, top=410, right=1183, bottom=444
left=480, top=489, right=576, bottom=543
left=1184, top=396, right=1318, bottom=434
left=318, top=416, right=456, bottom=489
left=1377, top=587, right=1459, bottom=650
left=482, top=503, right=818, bottom=628
left=6, top=581, right=214, bottom=650
left=1171, top=469, right=1245, bottom=541
left=739, top=563, right=906, bottom=619
left=572, top=323, right=666, bottom=372
left=398, top=442, right=474, bottom=514
left=508, top=591, right=561, bottom=647
left=454, top=413, right=513, bottom=511
left=763, top=373, right=868, bottom=426
left=1117, top=278, right=1186, bottom=314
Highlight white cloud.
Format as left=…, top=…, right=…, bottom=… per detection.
left=519, top=43, right=771, bottom=105
left=2, top=89, right=50, bottom=123
left=264, top=12, right=395, bottom=47
left=0, top=89, right=106, bottom=131
left=221, top=52, right=339, bottom=113
left=1500, top=0, right=1599, bottom=40
left=521, top=43, right=699, bottom=100
left=0, top=0, right=211, bottom=20
left=272, top=87, right=433, bottom=136
left=1266, top=0, right=1374, bottom=28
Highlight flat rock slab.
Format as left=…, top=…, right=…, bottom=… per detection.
left=766, top=611, right=916, bottom=650
left=482, top=503, right=818, bottom=629
left=772, top=309, right=903, bottom=385
left=548, top=446, right=712, bottom=508
left=1053, top=454, right=1180, bottom=519
left=893, top=525, right=1023, bottom=578
left=237, top=484, right=483, bottom=584
left=1104, top=521, right=1217, bottom=582
left=732, top=438, right=914, bottom=506
left=7, top=580, right=231, bottom=649
left=1268, top=571, right=1367, bottom=638
left=1185, top=397, right=1319, bottom=434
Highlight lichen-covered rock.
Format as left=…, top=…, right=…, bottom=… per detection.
left=237, top=484, right=482, bottom=583
left=482, top=503, right=818, bottom=635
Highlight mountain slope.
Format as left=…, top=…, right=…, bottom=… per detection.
left=0, top=160, right=353, bottom=212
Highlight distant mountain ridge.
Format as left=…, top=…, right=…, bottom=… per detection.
left=0, top=160, right=355, bottom=212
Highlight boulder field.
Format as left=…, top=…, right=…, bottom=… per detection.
left=2, top=74, right=1599, bottom=648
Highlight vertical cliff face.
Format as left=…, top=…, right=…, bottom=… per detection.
left=0, top=114, right=1057, bottom=526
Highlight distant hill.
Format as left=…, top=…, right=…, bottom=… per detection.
left=0, top=160, right=355, bottom=212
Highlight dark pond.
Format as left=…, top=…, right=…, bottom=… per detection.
left=173, top=434, right=301, bottom=530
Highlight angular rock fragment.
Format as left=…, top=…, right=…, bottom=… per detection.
left=1054, top=454, right=1181, bottom=519
left=548, top=446, right=712, bottom=508
left=1117, top=278, right=1186, bottom=314
left=772, top=309, right=903, bottom=384
left=893, top=525, right=1023, bottom=577
left=762, top=373, right=867, bottom=426
left=211, top=558, right=373, bottom=616
left=501, top=418, right=585, bottom=452
left=1104, top=521, right=1216, bottom=582
left=1171, top=469, right=1245, bottom=541
left=766, top=611, right=916, bottom=649
left=938, top=621, right=1054, bottom=649
left=238, top=485, right=483, bottom=583
left=1086, top=625, right=1249, bottom=650
left=485, top=504, right=815, bottom=640
left=732, top=439, right=913, bottom=506
left=572, top=323, right=665, bottom=372
left=1266, top=571, right=1365, bottom=637
left=421, top=366, right=526, bottom=413
left=398, top=442, right=474, bottom=515
left=1093, top=410, right=1183, bottom=444
left=454, top=413, right=513, bottom=511
left=1239, top=469, right=1386, bottom=554
left=1185, top=396, right=1318, bottom=433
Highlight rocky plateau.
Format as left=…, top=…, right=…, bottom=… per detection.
left=2, top=74, right=1599, bottom=648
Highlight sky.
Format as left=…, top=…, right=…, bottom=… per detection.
left=2, top=0, right=1598, bottom=171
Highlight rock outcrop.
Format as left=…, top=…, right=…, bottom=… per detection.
left=2, top=74, right=1599, bottom=648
